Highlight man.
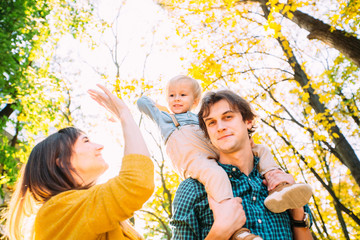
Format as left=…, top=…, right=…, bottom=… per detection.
left=170, top=90, right=313, bottom=240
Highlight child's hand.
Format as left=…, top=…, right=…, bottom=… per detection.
left=263, top=169, right=295, bottom=192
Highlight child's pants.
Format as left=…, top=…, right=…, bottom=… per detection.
left=166, top=125, right=280, bottom=202
left=166, top=125, right=233, bottom=202
left=252, top=144, right=280, bottom=176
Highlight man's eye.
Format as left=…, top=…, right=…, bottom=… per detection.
left=169, top=94, right=174, bottom=97
left=225, top=115, right=232, bottom=119
left=181, top=94, right=186, bottom=96
left=207, top=121, right=215, bottom=126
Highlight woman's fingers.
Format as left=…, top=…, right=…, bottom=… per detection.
left=88, top=88, right=108, bottom=101
left=88, top=84, right=129, bottom=121
left=88, top=90, right=109, bottom=110
left=88, top=87, right=115, bottom=107
left=96, top=84, right=114, bottom=100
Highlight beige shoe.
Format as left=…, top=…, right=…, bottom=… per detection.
left=264, top=182, right=313, bottom=213
left=231, top=228, right=263, bottom=240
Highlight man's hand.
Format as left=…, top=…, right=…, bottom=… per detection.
left=205, top=196, right=246, bottom=240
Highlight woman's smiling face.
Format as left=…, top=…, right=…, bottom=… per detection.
left=70, top=134, right=108, bottom=185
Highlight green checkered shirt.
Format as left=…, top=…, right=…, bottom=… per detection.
left=170, top=156, right=311, bottom=240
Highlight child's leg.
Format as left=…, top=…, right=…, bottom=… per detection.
left=251, top=144, right=280, bottom=175
left=252, top=144, right=313, bottom=213
left=264, top=180, right=313, bottom=213
left=167, top=126, right=263, bottom=240
left=166, top=125, right=232, bottom=202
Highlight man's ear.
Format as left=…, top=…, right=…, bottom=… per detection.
left=246, top=119, right=253, bottom=129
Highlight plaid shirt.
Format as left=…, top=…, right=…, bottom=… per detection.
left=170, top=156, right=311, bottom=240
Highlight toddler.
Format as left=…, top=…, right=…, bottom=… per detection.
left=137, top=75, right=312, bottom=240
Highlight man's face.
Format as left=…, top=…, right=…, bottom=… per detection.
left=203, top=99, right=252, bottom=154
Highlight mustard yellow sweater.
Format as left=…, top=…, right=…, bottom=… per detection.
left=34, top=154, right=154, bottom=240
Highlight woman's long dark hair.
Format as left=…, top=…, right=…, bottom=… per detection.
left=6, top=127, right=90, bottom=239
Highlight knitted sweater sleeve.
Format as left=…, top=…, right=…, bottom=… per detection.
left=35, top=154, right=154, bottom=237
left=88, top=154, right=154, bottom=233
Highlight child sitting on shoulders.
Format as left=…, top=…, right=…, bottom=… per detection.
left=137, top=75, right=312, bottom=240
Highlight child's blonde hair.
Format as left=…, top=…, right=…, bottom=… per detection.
left=166, top=75, right=202, bottom=106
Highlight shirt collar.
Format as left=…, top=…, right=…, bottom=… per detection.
left=218, top=156, right=260, bottom=175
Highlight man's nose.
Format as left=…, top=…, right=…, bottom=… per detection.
left=217, top=121, right=226, bottom=132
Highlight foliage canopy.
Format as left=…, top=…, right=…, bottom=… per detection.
left=154, top=0, right=360, bottom=239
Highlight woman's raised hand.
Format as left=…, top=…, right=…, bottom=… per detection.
left=88, top=84, right=130, bottom=121
left=88, top=84, right=149, bottom=156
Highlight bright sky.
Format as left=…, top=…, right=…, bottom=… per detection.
left=53, top=0, right=188, bottom=183
left=44, top=2, right=186, bottom=235
left=12, top=0, right=360, bottom=238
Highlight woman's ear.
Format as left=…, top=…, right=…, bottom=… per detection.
left=55, top=158, right=63, bottom=168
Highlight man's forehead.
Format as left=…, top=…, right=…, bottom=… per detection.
left=206, top=100, right=234, bottom=118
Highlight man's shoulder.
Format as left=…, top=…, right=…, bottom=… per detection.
left=171, top=179, right=212, bottom=240
left=178, top=178, right=206, bottom=193
left=172, top=178, right=210, bottom=228
left=174, top=178, right=207, bottom=205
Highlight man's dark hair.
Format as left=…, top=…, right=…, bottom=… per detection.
left=198, top=90, right=256, bottom=139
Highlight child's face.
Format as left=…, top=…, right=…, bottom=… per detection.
left=167, top=80, right=198, bottom=114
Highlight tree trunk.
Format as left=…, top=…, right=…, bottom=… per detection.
left=0, top=103, right=15, bottom=118
left=334, top=201, right=351, bottom=240
left=250, top=0, right=360, bottom=67
left=288, top=10, right=360, bottom=68
left=262, top=119, right=360, bottom=226
left=285, top=42, right=360, bottom=187
left=259, top=3, right=360, bottom=188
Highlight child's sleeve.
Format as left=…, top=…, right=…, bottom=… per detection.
left=137, top=95, right=163, bottom=124
left=252, top=144, right=281, bottom=176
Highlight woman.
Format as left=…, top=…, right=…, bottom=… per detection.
left=6, top=85, right=154, bottom=240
